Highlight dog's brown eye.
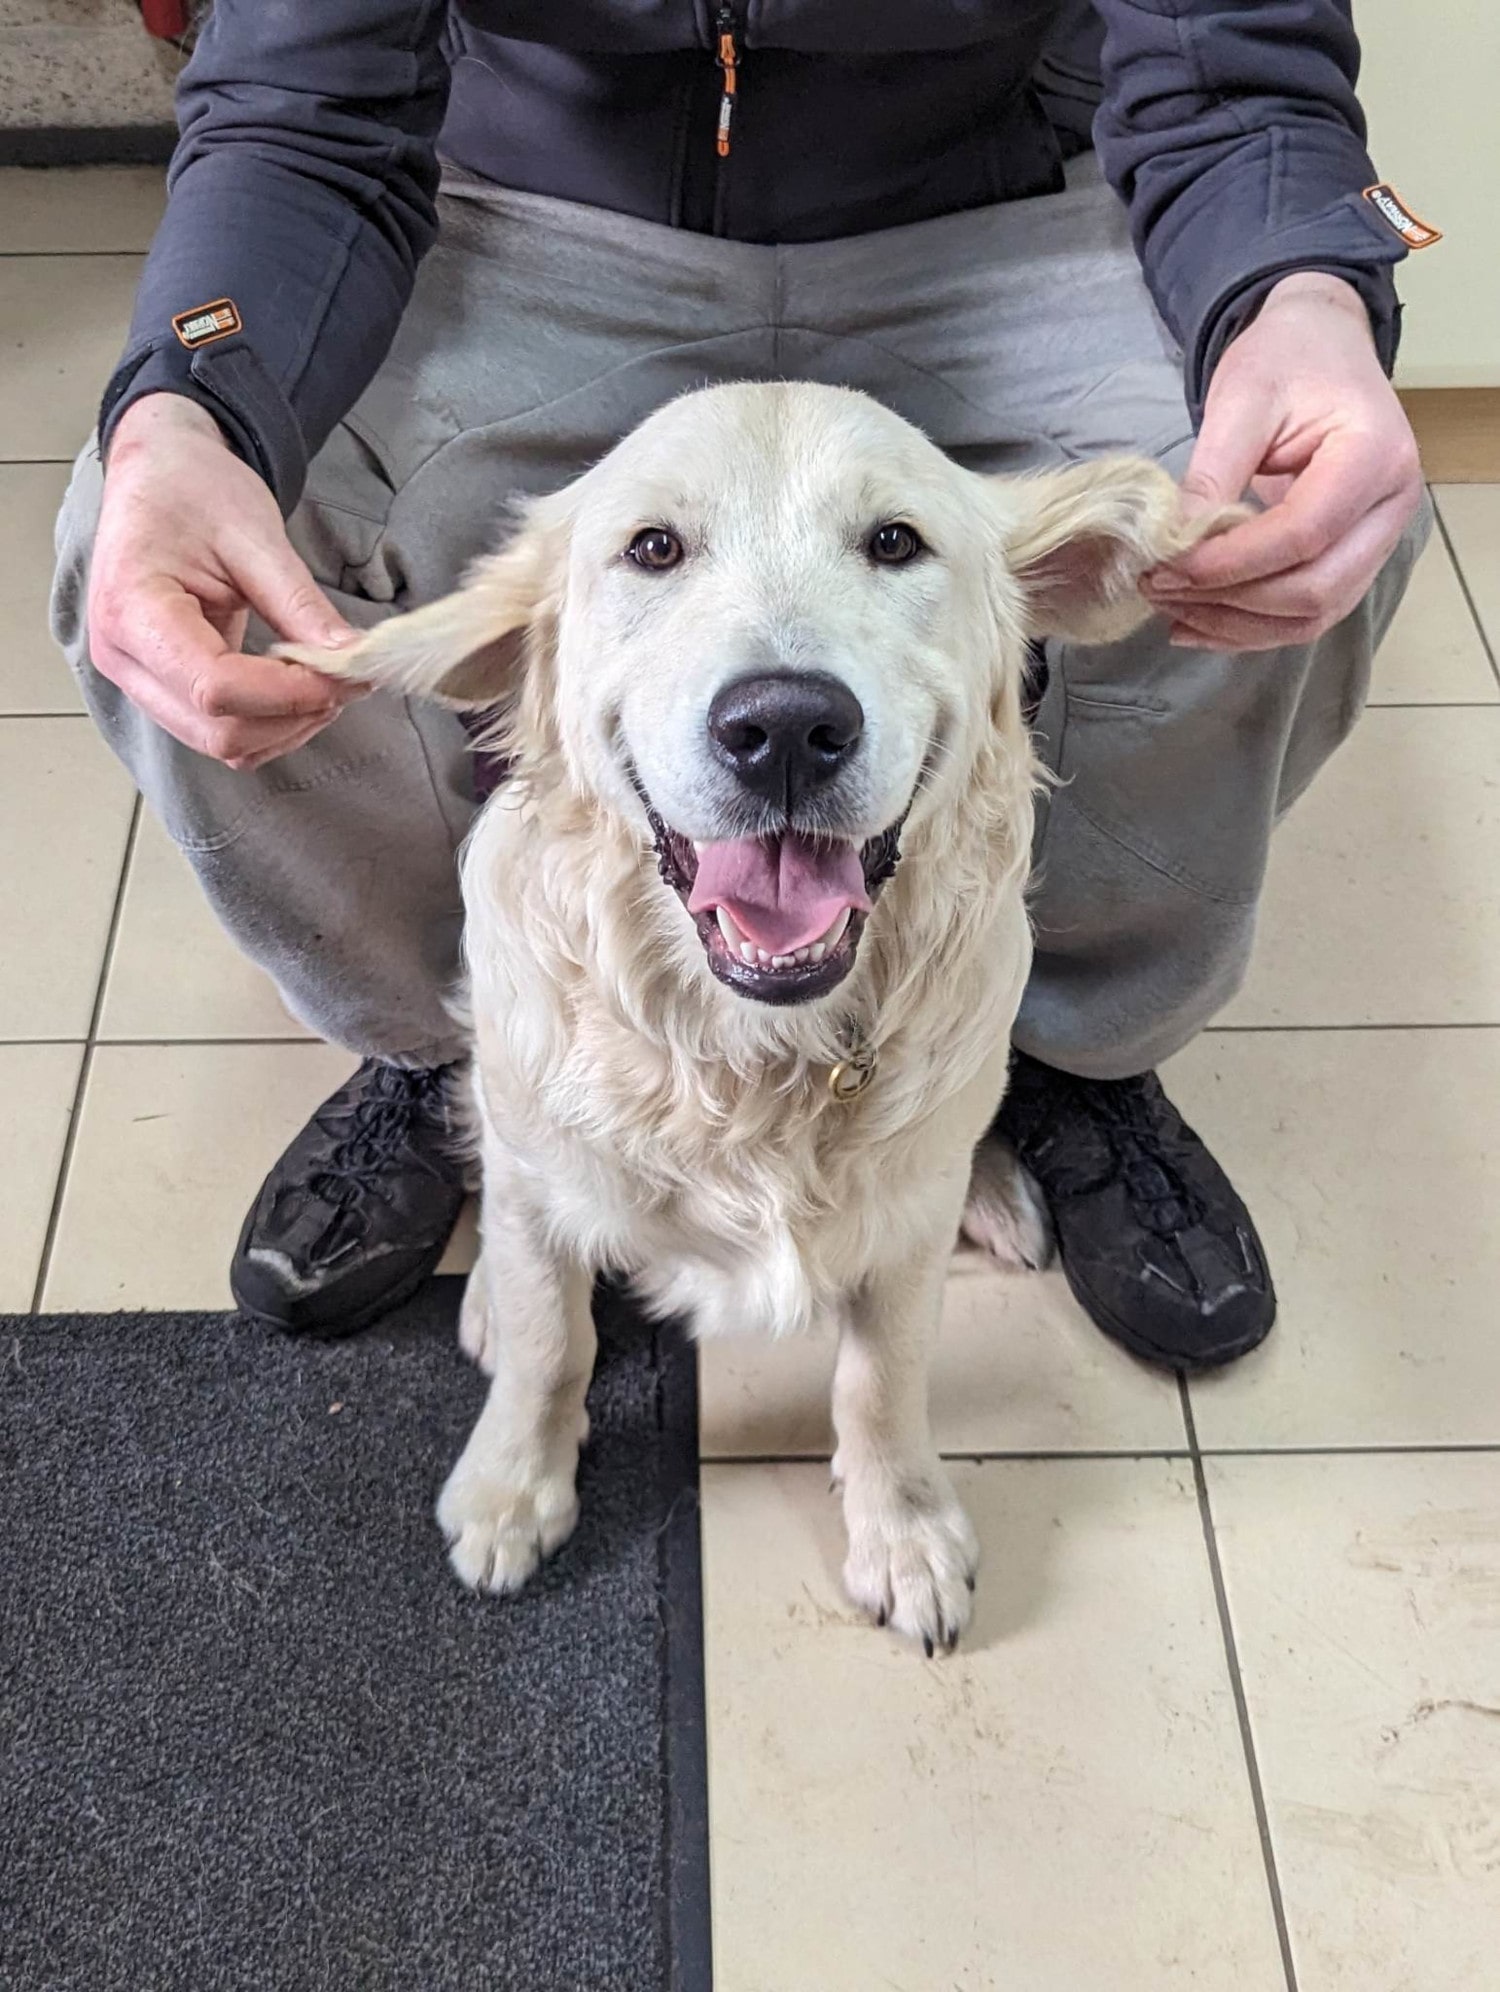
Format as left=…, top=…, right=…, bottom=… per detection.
left=868, top=521, right=926, bottom=566
left=626, top=527, right=684, bottom=572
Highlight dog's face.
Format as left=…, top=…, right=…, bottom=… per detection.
left=283, top=385, right=1236, bottom=1008
left=553, top=389, right=1023, bottom=1005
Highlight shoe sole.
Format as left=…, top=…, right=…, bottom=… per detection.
left=230, top=1228, right=454, bottom=1340
left=1057, top=1257, right=1276, bottom=1375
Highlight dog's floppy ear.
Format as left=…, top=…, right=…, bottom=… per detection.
left=1002, top=457, right=1246, bottom=645
left=277, top=513, right=564, bottom=708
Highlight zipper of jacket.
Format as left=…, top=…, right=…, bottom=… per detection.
left=714, top=7, right=741, bottom=160
left=711, top=5, right=741, bottom=232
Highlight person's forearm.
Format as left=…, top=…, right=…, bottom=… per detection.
left=101, top=0, right=451, bottom=513
left=1093, top=0, right=1406, bottom=421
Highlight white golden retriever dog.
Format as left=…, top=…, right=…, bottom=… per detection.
left=286, top=384, right=1234, bottom=1654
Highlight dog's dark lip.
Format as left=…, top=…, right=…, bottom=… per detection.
left=627, top=764, right=907, bottom=1007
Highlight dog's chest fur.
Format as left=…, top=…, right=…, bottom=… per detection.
left=462, top=792, right=1030, bottom=1341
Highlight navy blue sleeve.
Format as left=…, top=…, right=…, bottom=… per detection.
left=100, top=1, right=452, bottom=514
left=1093, top=0, right=1408, bottom=420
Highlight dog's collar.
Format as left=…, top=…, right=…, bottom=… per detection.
left=827, top=1020, right=878, bottom=1102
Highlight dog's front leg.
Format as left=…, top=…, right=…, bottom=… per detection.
left=833, top=1237, right=977, bottom=1654
left=438, top=1189, right=596, bottom=1597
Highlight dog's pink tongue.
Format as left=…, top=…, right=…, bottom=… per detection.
left=688, top=833, right=870, bottom=954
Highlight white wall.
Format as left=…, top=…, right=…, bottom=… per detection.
left=1357, top=0, right=1500, bottom=387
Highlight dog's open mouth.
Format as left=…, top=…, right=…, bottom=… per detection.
left=637, top=789, right=904, bottom=1006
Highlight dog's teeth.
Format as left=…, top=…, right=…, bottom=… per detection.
left=739, top=941, right=757, bottom=966
left=716, top=907, right=742, bottom=950
left=792, top=947, right=810, bottom=966
left=809, top=942, right=826, bottom=964
left=771, top=953, right=793, bottom=970
left=821, top=907, right=852, bottom=950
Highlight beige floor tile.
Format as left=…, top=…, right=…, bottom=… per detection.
left=1222, top=708, right=1500, bottom=1027
left=1434, top=485, right=1500, bottom=664
left=99, top=811, right=314, bottom=1042
left=0, top=164, right=166, bottom=253
left=436, top=1194, right=478, bottom=1275
left=0, top=254, right=142, bottom=459
left=1207, top=1454, right=1500, bottom=1992
left=699, top=1251, right=1183, bottom=1459
left=703, top=1457, right=1284, bottom=1992
left=43, top=1040, right=355, bottom=1311
left=1370, top=524, right=1497, bottom=704
left=0, top=717, right=134, bottom=1039
left=0, top=462, right=82, bottom=714
left=1167, top=1030, right=1500, bottom=1449
left=0, top=1040, right=81, bottom=1311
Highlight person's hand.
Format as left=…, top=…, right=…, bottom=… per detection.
left=1140, top=273, right=1423, bottom=651
left=89, top=392, right=366, bottom=770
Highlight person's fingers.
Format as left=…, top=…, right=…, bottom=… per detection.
left=228, top=527, right=359, bottom=651
left=1176, top=387, right=1272, bottom=521
left=1164, top=605, right=1325, bottom=652
left=202, top=600, right=250, bottom=654
left=113, top=585, right=356, bottom=723
left=1248, top=471, right=1296, bottom=509
left=1145, top=494, right=1407, bottom=626
left=229, top=712, right=343, bottom=772
left=1156, top=429, right=1408, bottom=592
left=96, top=644, right=345, bottom=763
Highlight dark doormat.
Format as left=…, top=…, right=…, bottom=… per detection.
left=0, top=1279, right=711, bottom=1992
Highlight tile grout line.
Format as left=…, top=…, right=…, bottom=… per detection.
left=1207, top=1021, right=1500, bottom=1035
left=704, top=1447, right=1197, bottom=1468
left=1190, top=1439, right=1500, bottom=1457
left=0, top=250, right=151, bottom=260
left=1430, top=489, right=1500, bottom=694
left=3, top=1026, right=1499, bottom=1052
left=702, top=1441, right=1500, bottom=1467
left=0, top=1034, right=317, bottom=1051
left=1179, top=1376, right=1300, bottom=1992
left=28, top=794, right=142, bottom=1316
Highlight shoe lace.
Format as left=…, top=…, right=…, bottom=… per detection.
left=306, top=1064, right=454, bottom=1227
left=1075, top=1075, right=1207, bottom=1240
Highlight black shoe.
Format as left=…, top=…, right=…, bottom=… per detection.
left=994, top=1050, right=1275, bottom=1372
left=230, top=1059, right=469, bottom=1336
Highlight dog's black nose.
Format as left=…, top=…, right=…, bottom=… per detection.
left=707, top=672, right=865, bottom=811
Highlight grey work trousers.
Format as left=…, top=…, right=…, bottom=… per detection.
left=53, top=158, right=1427, bottom=1078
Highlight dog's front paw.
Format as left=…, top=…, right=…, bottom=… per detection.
left=840, top=1469, right=979, bottom=1655
left=436, top=1446, right=581, bottom=1595
left=961, top=1135, right=1053, bottom=1272
left=457, top=1263, right=501, bottom=1374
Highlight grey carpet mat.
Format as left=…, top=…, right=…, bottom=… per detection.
left=0, top=1279, right=710, bottom=1992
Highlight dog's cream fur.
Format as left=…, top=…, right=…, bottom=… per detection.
left=285, top=384, right=1237, bottom=1652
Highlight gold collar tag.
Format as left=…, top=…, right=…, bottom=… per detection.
left=827, top=1041, right=877, bottom=1103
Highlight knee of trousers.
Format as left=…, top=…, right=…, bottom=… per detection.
left=1017, top=492, right=1434, bottom=1074
left=49, top=438, right=217, bottom=843
left=1031, top=487, right=1434, bottom=912
left=1275, top=486, right=1433, bottom=815
left=50, top=437, right=477, bottom=866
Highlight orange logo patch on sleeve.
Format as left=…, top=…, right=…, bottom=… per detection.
left=171, top=298, right=244, bottom=349
left=1362, top=184, right=1443, bottom=250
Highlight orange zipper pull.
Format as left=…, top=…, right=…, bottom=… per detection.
left=715, top=10, right=739, bottom=159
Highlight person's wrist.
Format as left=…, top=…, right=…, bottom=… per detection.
left=108, top=391, right=230, bottom=468
left=1258, top=272, right=1376, bottom=341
